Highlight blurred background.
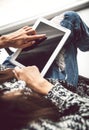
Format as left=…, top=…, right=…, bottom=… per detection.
left=0, top=0, right=85, bottom=26
left=0, top=0, right=89, bottom=78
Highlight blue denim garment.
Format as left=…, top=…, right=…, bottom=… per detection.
left=2, top=56, right=15, bottom=68
left=45, top=11, right=89, bottom=87
left=3, top=11, right=89, bottom=87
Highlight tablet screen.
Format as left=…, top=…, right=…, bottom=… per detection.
left=15, top=22, right=65, bottom=70
left=11, top=18, right=70, bottom=76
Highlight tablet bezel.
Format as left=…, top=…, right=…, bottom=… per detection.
left=10, top=17, right=71, bottom=76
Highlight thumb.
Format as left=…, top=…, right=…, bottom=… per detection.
left=13, top=66, right=21, bottom=79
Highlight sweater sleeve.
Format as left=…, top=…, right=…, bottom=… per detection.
left=45, top=80, right=89, bottom=117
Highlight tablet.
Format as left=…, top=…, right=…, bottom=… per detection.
left=10, top=18, right=71, bottom=77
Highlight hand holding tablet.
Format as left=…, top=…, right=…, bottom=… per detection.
left=10, top=18, right=71, bottom=77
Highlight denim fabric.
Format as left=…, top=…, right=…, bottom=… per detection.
left=45, top=11, right=89, bottom=87
left=3, top=56, right=15, bottom=68
left=3, top=11, right=89, bottom=87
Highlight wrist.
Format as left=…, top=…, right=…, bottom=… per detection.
left=37, top=78, right=53, bottom=95
left=27, top=78, right=53, bottom=95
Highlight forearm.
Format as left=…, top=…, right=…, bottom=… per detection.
left=26, top=78, right=54, bottom=95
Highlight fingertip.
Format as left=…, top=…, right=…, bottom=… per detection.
left=14, top=66, right=21, bottom=71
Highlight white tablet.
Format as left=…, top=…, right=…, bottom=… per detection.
left=10, top=18, right=71, bottom=77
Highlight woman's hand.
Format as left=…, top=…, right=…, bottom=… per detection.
left=0, top=26, right=46, bottom=48
left=13, top=66, right=53, bottom=95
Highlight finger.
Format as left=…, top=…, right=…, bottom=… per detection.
left=23, top=26, right=32, bottom=30
left=22, top=26, right=36, bottom=35
left=20, top=41, right=36, bottom=48
left=35, top=37, right=47, bottom=44
left=21, top=36, right=47, bottom=48
left=14, top=66, right=22, bottom=73
left=24, top=26, right=33, bottom=31
left=26, top=28, right=36, bottom=35
left=28, top=34, right=46, bottom=41
left=13, top=70, right=18, bottom=79
left=13, top=67, right=22, bottom=78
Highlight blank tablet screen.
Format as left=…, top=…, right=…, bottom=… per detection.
left=15, top=21, right=65, bottom=73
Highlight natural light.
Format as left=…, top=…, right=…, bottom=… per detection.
left=0, top=0, right=83, bottom=26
